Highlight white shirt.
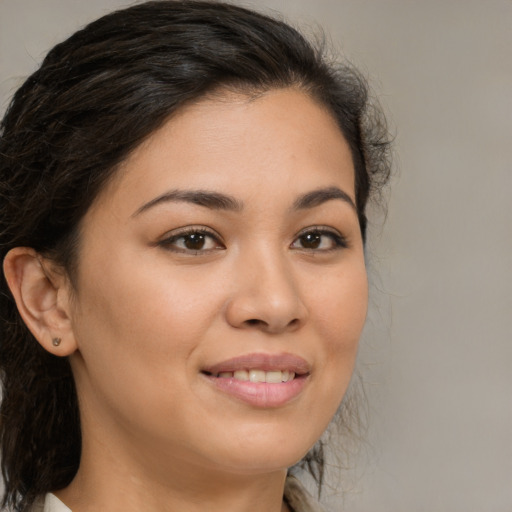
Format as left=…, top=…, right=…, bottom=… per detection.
left=32, top=493, right=71, bottom=512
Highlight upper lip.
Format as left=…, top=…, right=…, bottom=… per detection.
left=202, top=353, right=311, bottom=376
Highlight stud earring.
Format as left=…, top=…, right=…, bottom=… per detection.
left=52, top=337, right=62, bottom=347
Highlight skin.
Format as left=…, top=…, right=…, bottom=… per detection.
left=4, top=89, right=368, bottom=512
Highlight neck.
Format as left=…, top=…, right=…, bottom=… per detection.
left=56, top=436, right=291, bottom=512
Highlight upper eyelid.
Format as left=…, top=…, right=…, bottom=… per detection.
left=161, top=226, right=222, bottom=240
left=293, top=225, right=346, bottom=240
left=158, top=226, right=225, bottom=251
left=295, top=225, right=341, bottom=235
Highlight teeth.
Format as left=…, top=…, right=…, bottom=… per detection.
left=249, top=369, right=266, bottom=382
left=265, top=371, right=282, bottom=383
left=215, top=370, right=295, bottom=383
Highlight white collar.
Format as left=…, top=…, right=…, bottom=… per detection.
left=41, top=493, right=71, bottom=512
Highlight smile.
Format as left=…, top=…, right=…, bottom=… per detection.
left=201, top=353, right=310, bottom=408
left=213, top=369, right=295, bottom=383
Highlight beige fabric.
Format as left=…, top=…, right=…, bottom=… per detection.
left=43, top=494, right=72, bottom=512
left=34, top=475, right=322, bottom=512
left=284, top=475, right=325, bottom=512
left=31, top=493, right=71, bottom=512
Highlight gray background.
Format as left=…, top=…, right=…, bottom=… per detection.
left=1, top=1, right=511, bottom=510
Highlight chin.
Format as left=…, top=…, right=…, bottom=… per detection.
left=201, top=423, right=324, bottom=475
left=212, top=450, right=307, bottom=476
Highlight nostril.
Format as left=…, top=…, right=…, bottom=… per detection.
left=243, top=317, right=300, bottom=331
left=246, top=319, right=262, bottom=326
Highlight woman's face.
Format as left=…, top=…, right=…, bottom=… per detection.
left=66, top=89, right=368, bottom=476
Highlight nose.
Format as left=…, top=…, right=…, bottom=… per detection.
left=224, top=248, right=308, bottom=334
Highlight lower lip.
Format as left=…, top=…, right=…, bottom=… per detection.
left=203, top=374, right=308, bottom=408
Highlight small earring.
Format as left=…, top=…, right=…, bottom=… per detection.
left=52, top=337, right=62, bottom=347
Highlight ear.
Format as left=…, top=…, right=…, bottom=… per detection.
left=3, top=247, right=78, bottom=356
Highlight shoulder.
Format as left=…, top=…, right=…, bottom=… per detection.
left=284, top=475, right=326, bottom=512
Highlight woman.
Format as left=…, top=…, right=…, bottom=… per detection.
left=0, top=1, right=391, bottom=511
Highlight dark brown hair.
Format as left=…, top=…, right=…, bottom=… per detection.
left=0, top=1, right=391, bottom=510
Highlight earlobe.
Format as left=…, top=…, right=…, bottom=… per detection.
left=2, top=247, right=78, bottom=356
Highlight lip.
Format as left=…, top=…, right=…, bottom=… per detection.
left=201, top=353, right=311, bottom=408
left=202, top=352, right=311, bottom=375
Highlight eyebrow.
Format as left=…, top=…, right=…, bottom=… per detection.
left=292, top=186, right=357, bottom=212
left=133, top=186, right=356, bottom=217
left=132, top=189, right=243, bottom=216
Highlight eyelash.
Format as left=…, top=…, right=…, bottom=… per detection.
left=158, top=226, right=348, bottom=254
left=292, top=227, right=348, bottom=252
left=158, top=227, right=224, bottom=254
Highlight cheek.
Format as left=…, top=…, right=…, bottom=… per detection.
left=74, top=247, right=219, bottom=343
left=69, top=252, right=221, bottom=398
left=309, top=262, right=368, bottom=395
left=314, top=261, right=368, bottom=348
left=285, top=264, right=367, bottom=454
left=69, top=259, right=227, bottom=443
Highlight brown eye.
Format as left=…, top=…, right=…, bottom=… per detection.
left=159, top=228, right=224, bottom=253
left=299, top=232, right=322, bottom=249
left=183, top=233, right=206, bottom=250
left=291, top=228, right=348, bottom=251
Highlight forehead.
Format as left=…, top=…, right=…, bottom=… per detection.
left=91, top=88, right=355, bottom=215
